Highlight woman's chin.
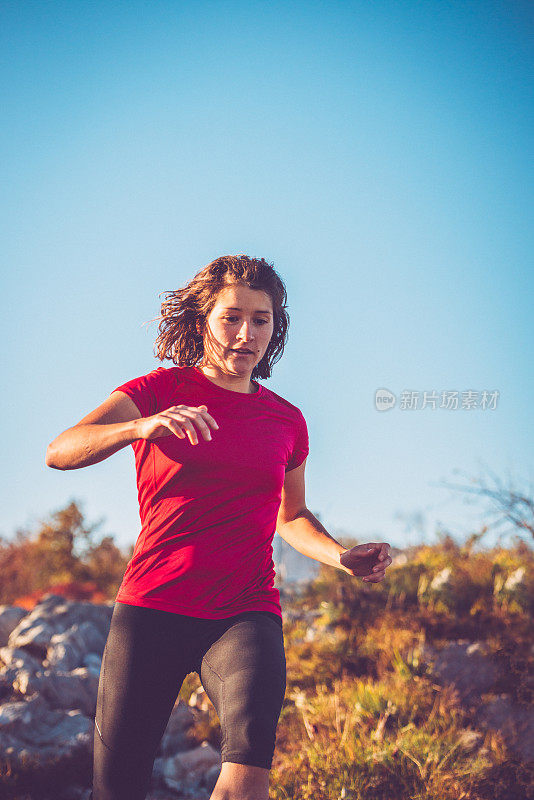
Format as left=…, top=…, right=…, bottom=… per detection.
left=225, top=361, right=251, bottom=376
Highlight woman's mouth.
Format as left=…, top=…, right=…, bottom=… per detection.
left=230, top=348, right=254, bottom=355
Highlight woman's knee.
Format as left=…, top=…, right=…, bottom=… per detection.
left=211, top=761, right=270, bottom=800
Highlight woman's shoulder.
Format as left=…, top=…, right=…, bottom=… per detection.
left=150, top=364, right=199, bottom=397
left=112, top=364, right=191, bottom=416
left=261, top=384, right=306, bottom=420
left=139, top=363, right=190, bottom=383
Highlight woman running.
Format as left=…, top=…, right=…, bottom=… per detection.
left=46, top=254, right=392, bottom=800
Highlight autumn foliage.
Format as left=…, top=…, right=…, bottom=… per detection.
left=0, top=501, right=131, bottom=609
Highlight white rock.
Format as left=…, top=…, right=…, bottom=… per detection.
left=158, top=698, right=197, bottom=757
left=504, top=567, right=526, bottom=591
left=163, top=741, right=221, bottom=792
left=188, top=687, right=210, bottom=711
left=429, top=567, right=452, bottom=591
left=0, top=606, right=27, bottom=647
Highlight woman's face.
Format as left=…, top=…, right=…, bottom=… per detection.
left=201, top=282, right=274, bottom=377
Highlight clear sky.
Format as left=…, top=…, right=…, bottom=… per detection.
left=2, top=0, right=533, bottom=554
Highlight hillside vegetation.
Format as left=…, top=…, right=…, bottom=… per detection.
left=1, top=502, right=532, bottom=798
left=184, top=536, right=533, bottom=799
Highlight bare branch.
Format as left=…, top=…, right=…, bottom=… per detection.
left=437, top=468, right=534, bottom=543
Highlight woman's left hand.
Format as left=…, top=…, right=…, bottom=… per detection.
left=339, top=542, right=392, bottom=582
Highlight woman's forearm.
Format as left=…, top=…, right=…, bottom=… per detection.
left=45, top=420, right=141, bottom=470
left=276, top=508, right=349, bottom=572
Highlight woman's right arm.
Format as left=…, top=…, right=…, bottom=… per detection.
left=45, top=392, right=219, bottom=470
left=45, top=392, right=144, bottom=470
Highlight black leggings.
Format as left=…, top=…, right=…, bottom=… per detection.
left=91, top=601, right=286, bottom=800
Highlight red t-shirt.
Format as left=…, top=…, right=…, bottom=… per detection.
left=111, top=365, right=309, bottom=621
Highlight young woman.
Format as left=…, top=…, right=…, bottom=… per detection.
left=46, top=255, right=392, bottom=800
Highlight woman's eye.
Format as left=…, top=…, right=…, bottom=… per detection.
left=223, top=317, right=268, bottom=325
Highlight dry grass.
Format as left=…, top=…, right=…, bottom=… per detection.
left=1, top=539, right=532, bottom=799
left=267, top=539, right=534, bottom=800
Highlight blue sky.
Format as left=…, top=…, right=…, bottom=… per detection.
left=2, top=0, right=533, bottom=554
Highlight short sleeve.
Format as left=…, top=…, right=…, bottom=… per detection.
left=285, top=410, right=309, bottom=472
left=111, top=367, right=172, bottom=418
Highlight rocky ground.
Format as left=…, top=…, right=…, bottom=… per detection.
left=0, top=587, right=532, bottom=799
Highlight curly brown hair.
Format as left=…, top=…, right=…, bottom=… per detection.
left=151, top=255, right=290, bottom=380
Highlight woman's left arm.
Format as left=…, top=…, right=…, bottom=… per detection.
left=275, top=458, right=393, bottom=583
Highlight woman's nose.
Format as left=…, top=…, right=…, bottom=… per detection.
left=237, top=320, right=254, bottom=340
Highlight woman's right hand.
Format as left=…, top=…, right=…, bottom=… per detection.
left=136, top=405, right=219, bottom=445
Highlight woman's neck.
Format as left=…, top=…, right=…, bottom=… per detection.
left=197, top=363, right=258, bottom=394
